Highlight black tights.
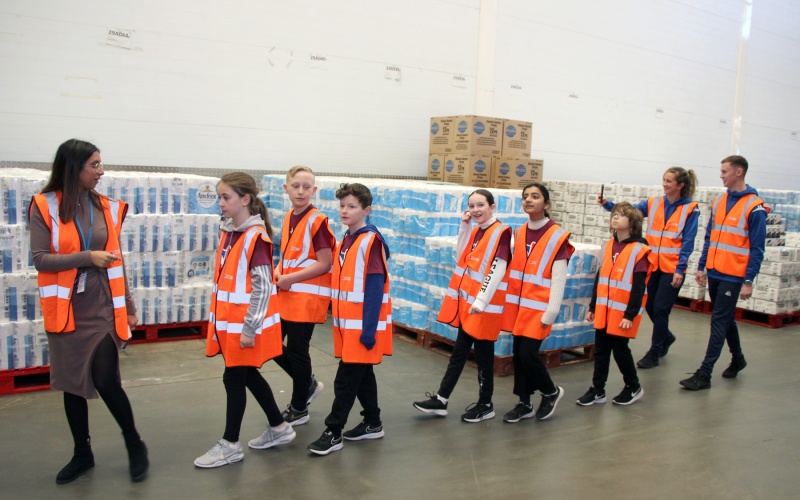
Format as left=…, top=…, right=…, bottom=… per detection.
left=64, top=334, right=139, bottom=449
left=223, top=366, right=283, bottom=443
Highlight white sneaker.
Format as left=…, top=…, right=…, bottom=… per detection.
left=194, top=439, right=244, bottom=468
left=248, top=425, right=297, bottom=450
left=307, top=377, right=324, bottom=405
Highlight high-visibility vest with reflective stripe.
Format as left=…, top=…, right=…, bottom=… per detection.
left=645, top=197, right=698, bottom=274
left=594, top=239, right=653, bottom=338
left=331, top=231, right=392, bottom=364
left=706, top=193, right=768, bottom=278
left=32, top=191, right=131, bottom=340
left=503, top=223, right=574, bottom=340
left=277, top=208, right=335, bottom=323
left=207, top=225, right=283, bottom=367
left=437, top=221, right=511, bottom=341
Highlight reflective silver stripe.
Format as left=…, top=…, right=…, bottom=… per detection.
left=261, top=312, right=281, bottom=329
left=212, top=283, right=218, bottom=293
left=209, top=312, right=216, bottom=323
left=598, top=277, right=609, bottom=286
left=289, top=282, right=331, bottom=297
left=712, top=223, right=748, bottom=237
left=465, top=267, right=486, bottom=283
left=444, top=287, right=458, bottom=299
left=654, top=247, right=680, bottom=255
left=282, top=211, right=320, bottom=269
left=226, top=322, right=244, bottom=333
left=458, top=289, right=473, bottom=303
left=509, top=269, right=524, bottom=280
left=43, top=192, right=61, bottom=253
left=350, top=233, right=374, bottom=294
left=620, top=243, right=644, bottom=284
left=216, top=290, right=252, bottom=305
left=107, top=266, right=124, bottom=280
left=283, top=258, right=318, bottom=269
left=112, top=295, right=126, bottom=308
left=506, top=295, right=520, bottom=305
left=483, top=304, right=504, bottom=314
left=475, top=224, right=505, bottom=277
left=709, top=242, right=750, bottom=256
left=531, top=227, right=567, bottom=283
left=340, top=290, right=365, bottom=303
left=453, top=265, right=466, bottom=277
left=108, top=198, right=120, bottom=228
left=332, top=318, right=391, bottom=330
left=235, top=228, right=264, bottom=299
left=519, top=297, right=548, bottom=311
left=39, top=285, right=71, bottom=299
left=610, top=280, right=632, bottom=292
left=522, top=274, right=551, bottom=288
left=645, top=196, right=663, bottom=240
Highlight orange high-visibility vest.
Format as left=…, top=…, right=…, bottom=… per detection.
left=277, top=208, right=335, bottom=323
left=594, top=239, right=653, bottom=338
left=437, top=221, right=511, bottom=341
left=207, top=226, right=283, bottom=367
left=32, top=191, right=131, bottom=340
left=503, top=224, right=574, bottom=339
left=645, top=197, right=698, bottom=274
left=706, top=193, right=768, bottom=278
left=330, top=231, right=392, bottom=364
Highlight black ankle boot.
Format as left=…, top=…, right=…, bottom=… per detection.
left=126, top=438, right=149, bottom=482
left=56, top=445, right=95, bottom=484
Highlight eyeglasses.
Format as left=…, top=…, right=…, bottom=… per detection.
left=87, top=161, right=104, bottom=171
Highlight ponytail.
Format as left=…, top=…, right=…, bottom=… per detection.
left=667, top=166, right=698, bottom=199
left=218, top=171, right=273, bottom=239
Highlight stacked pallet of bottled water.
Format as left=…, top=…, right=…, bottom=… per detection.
left=0, top=169, right=221, bottom=371
left=261, top=175, right=600, bottom=356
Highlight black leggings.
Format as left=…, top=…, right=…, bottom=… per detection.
left=64, top=334, right=139, bottom=449
left=222, top=366, right=283, bottom=443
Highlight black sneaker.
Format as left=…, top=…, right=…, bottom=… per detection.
left=612, top=385, right=644, bottom=405
left=461, top=402, right=495, bottom=423
left=308, top=430, right=343, bottom=456
left=536, top=386, right=565, bottom=420
left=413, top=392, right=448, bottom=416
left=282, top=405, right=310, bottom=426
left=660, top=333, right=676, bottom=357
left=721, top=357, right=747, bottom=378
left=343, top=421, right=384, bottom=441
left=307, top=376, right=324, bottom=404
left=637, top=351, right=660, bottom=369
left=502, top=402, right=534, bottom=423
left=576, top=386, right=606, bottom=406
left=680, top=370, right=711, bottom=390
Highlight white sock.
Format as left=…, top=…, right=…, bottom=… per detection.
left=437, top=394, right=448, bottom=404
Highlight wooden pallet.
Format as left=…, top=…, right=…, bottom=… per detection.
left=673, top=297, right=711, bottom=313
left=539, top=344, right=596, bottom=369
left=735, top=308, right=800, bottom=329
left=0, top=366, right=51, bottom=396
left=128, top=321, right=207, bottom=344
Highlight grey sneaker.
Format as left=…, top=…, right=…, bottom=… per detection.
left=307, top=376, right=324, bottom=404
left=248, top=425, right=297, bottom=450
left=194, top=440, right=243, bottom=468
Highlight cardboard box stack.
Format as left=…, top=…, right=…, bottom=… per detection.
left=429, top=115, right=542, bottom=190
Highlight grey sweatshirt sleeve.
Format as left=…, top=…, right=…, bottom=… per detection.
left=30, top=202, right=93, bottom=272
left=242, top=264, right=272, bottom=337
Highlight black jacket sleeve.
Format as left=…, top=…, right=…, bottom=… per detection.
left=589, top=272, right=600, bottom=312
left=624, top=271, right=647, bottom=320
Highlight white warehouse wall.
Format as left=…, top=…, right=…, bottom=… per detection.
left=0, top=0, right=798, bottom=189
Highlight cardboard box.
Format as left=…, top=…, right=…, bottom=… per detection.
left=501, top=119, right=532, bottom=158
left=452, top=116, right=503, bottom=156
left=427, top=154, right=444, bottom=182
left=429, top=116, right=455, bottom=154
left=491, top=157, right=543, bottom=190
left=443, top=155, right=492, bottom=187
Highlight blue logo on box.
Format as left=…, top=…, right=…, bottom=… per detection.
left=445, top=159, right=454, bottom=173
left=457, top=120, right=468, bottom=133
left=515, top=163, right=527, bottom=177
left=473, top=121, right=485, bottom=135
left=474, top=160, right=486, bottom=173
left=431, top=122, right=440, bottom=135
left=505, top=125, right=517, bottom=138
left=431, top=159, right=440, bottom=171
left=499, top=162, right=510, bottom=175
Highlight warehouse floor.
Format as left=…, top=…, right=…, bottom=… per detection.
left=2, top=309, right=799, bottom=499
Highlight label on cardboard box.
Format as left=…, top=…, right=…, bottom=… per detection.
left=443, top=155, right=468, bottom=185
left=429, top=116, right=455, bottom=154
left=491, top=157, right=543, bottom=190
left=428, top=154, right=444, bottom=182
left=453, top=115, right=503, bottom=156
left=502, top=119, right=532, bottom=158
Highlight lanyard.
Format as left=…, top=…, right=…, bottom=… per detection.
left=74, top=204, right=94, bottom=251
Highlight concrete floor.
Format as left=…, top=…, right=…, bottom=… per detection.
left=2, top=308, right=799, bottom=499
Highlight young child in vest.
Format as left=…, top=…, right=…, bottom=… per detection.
left=272, top=166, right=335, bottom=426
left=502, top=183, right=573, bottom=423
left=195, top=172, right=295, bottom=468
left=307, top=183, right=392, bottom=456
left=413, top=189, right=512, bottom=423
left=578, top=202, right=653, bottom=407
left=598, top=167, right=699, bottom=369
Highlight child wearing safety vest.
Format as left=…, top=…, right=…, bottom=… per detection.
left=599, top=167, right=699, bottom=369
left=502, top=182, right=573, bottom=423
left=579, top=202, right=653, bottom=407
left=273, top=166, right=335, bottom=426
left=307, top=183, right=392, bottom=456
left=413, top=189, right=512, bottom=423
left=195, top=172, right=294, bottom=468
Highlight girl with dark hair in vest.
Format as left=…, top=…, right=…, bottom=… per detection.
left=194, top=172, right=294, bottom=468
left=578, top=202, right=654, bottom=407
left=598, top=167, right=699, bottom=369
left=502, top=183, right=573, bottom=423
left=308, top=183, right=392, bottom=455
left=30, top=139, right=148, bottom=484
left=272, top=166, right=334, bottom=426
left=413, top=189, right=512, bottom=423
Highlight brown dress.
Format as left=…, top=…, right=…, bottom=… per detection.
left=30, top=191, right=136, bottom=399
